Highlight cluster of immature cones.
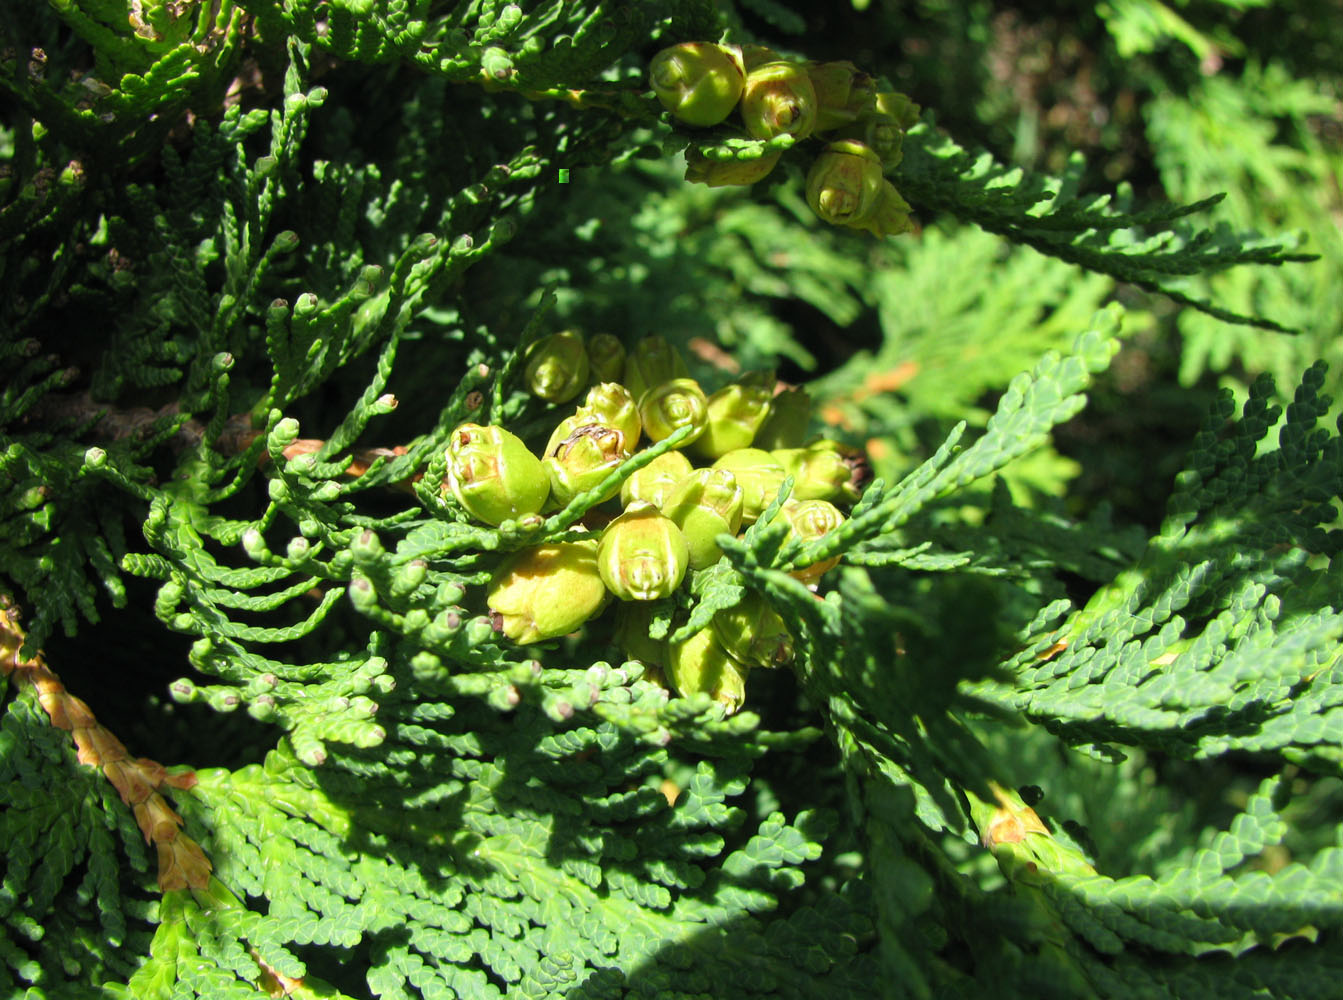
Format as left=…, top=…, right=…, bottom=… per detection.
left=439, top=333, right=871, bottom=711
left=649, top=40, right=918, bottom=237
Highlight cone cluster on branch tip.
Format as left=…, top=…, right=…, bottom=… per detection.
left=649, top=41, right=918, bottom=237
left=442, top=334, right=873, bottom=711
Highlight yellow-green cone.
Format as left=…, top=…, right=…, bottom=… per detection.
left=666, top=626, right=748, bottom=712
left=691, top=370, right=775, bottom=459
left=649, top=42, right=745, bottom=127
left=855, top=179, right=914, bottom=238
left=525, top=330, right=589, bottom=403
left=597, top=504, right=690, bottom=601
left=586, top=333, right=626, bottom=385
left=806, top=140, right=885, bottom=229
left=806, top=60, right=875, bottom=133
left=685, top=148, right=782, bottom=188
left=740, top=60, right=819, bottom=141
left=874, top=90, right=921, bottom=129
left=620, top=448, right=694, bottom=510
left=661, top=467, right=744, bottom=569
left=711, top=447, right=788, bottom=525
left=833, top=115, right=904, bottom=169
left=444, top=423, right=550, bottom=525
left=624, top=335, right=690, bottom=404
left=753, top=386, right=812, bottom=450
left=546, top=382, right=641, bottom=458
left=773, top=440, right=853, bottom=502
left=487, top=541, right=609, bottom=644
left=614, top=601, right=669, bottom=670
left=781, top=498, right=845, bottom=584
left=545, top=424, right=630, bottom=507
left=638, top=377, right=709, bottom=446
left=712, top=590, right=794, bottom=668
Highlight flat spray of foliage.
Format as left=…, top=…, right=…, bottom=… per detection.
left=1, top=1, right=1339, bottom=998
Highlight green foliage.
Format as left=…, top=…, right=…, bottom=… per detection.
left=3, top=2, right=1342, bottom=998
left=896, top=124, right=1312, bottom=332
left=1097, top=0, right=1271, bottom=61
left=1147, top=62, right=1343, bottom=391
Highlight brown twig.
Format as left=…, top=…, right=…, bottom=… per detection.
left=0, top=596, right=212, bottom=891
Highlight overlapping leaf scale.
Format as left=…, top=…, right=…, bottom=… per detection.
left=1036, top=777, right=1343, bottom=964
left=978, top=364, right=1343, bottom=769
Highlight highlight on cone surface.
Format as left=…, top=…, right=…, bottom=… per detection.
left=444, top=423, right=550, bottom=525
left=487, top=541, right=609, bottom=644
left=597, top=503, right=690, bottom=601
left=649, top=42, right=744, bottom=127
left=874, top=90, right=921, bottom=129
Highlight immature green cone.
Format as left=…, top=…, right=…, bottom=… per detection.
left=661, top=467, right=744, bottom=569
left=711, top=447, right=788, bottom=525
left=852, top=179, right=914, bottom=238
left=649, top=42, right=744, bottom=127
left=740, top=61, right=818, bottom=141
left=737, top=43, right=781, bottom=73
left=807, top=60, right=876, bottom=133
left=691, top=370, right=775, bottom=459
left=773, top=440, right=853, bottom=502
left=685, top=148, right=782, bottom=188
left=525, top=330, right=589, bottom=403
left=712, top=590, right=794, bottom=668
left=782, top=498, right=846, bottom=583
left=806, top=139, right=885, bottom=229
left=597, top=504, right=690, bottom=601
left=613, top=601, right=668, bottom=669
left=624, top=335, right=690, bottom=404
left=752, top=386, right=812, bottom=450
left=444, top=423, right=550, bottom=525
left=621, top=448, right=693, bottom=510
left=586, top=333, right=626, bottom=384
left=834, top=114, right=904, bottom=169
left=639, top=377, right=709, bottom=446
left=545, top=424, right=629, bottom=507
left=546, top=381, right=642, bottom=458
left=487, top=541, right=608, bottom=644
left=580, top=381, right=642, bottom=449
left=666, top=626, right=748, bottom=713
left=874, top=90, right=920, bottom=129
